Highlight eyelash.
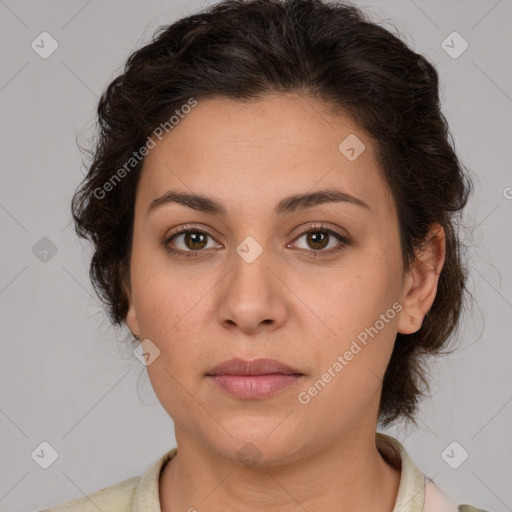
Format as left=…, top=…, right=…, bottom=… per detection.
left=161, top=224, right=350, bottom=259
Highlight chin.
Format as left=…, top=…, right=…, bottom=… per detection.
left=205, top=423, right=307, bottom=468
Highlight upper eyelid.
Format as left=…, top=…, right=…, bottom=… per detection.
left=293, top=223, right=347, bottom=238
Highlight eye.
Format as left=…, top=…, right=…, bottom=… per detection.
left=162, top=227, right=221, bottom=258
left=162, top=223, right=350, bottom=260
left=290, top=225, right=350, bottom=255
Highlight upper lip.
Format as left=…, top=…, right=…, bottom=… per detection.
left=206, top=357, right=303, bottom=376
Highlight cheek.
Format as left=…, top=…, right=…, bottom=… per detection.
left=303, top=247, right=402, bottom=385
left=130, top=260, right=217, bottom=384
left=314, top=252, right=401, bottom=331
left=133, top=271, right=204, bottom=409
left=131, top=240, right=198, bottom=334
left=135, top=279, right=204, bottom=346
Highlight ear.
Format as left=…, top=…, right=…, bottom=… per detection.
left=397, top=223, right=446, bottom=335
left=122, top=272, right=140, bottom=340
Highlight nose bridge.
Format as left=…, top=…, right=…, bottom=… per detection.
left=217, top=233, right=287, bottom=331
left=230, top=233, right=276, bottom=299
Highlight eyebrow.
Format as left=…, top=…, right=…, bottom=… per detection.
left=146, top=187, right=370, bottom=218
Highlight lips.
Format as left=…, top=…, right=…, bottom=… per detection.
left=206, top=357, right=303, bottom=376
left=206, top=357, right=304, bottom=400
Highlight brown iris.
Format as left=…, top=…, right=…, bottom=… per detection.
left=184, top=232, right=208, bottom=250
left=306, top=231, right=329, bottom=250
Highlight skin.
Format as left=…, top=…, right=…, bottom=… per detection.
left=124, top=93, right=446, bottom=512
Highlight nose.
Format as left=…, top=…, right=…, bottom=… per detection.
left=216, top=243, right=288, bottom=334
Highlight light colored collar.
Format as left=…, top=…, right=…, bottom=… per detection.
left=376, top=432, right=458, bottom=512
left=132, top=446, right=177, bottom=511
left=132, top=433, right=456, bottom=512
left=377, top=432, right=426, bottom=511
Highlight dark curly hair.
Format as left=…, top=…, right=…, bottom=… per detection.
left=71, top=0, right=473, bottom=427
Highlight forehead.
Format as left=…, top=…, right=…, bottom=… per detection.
left=137, top=93, right=394, bottom=220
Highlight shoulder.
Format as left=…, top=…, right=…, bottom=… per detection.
left=39, top=447, right=177, bottom=512
left=39, top=475, right=140, bottom=512
left=376, top=433, right=491, bottom=512
left=425, top=478, right=491, bottom=512
left=424, top=469, right=491, bottom=512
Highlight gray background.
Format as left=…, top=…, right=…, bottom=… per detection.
left=0, top=0, right=510, bottom=511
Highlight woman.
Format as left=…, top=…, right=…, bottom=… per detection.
left=42, top=0, right=488, bottom=510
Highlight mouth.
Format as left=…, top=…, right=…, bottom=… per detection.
left=206, top=357, right=304, bottom=377
left=205, top=358, right=304, bottom=400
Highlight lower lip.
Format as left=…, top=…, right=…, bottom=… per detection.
left=207, top=374, right=303, bottom=400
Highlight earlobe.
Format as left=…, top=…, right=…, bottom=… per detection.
left=126, top=305, right=140, bottom=340
left=122, top=276, right=140, bottom=340
left=397, top=223, right=446, bottom=335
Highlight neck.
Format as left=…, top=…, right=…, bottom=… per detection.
left=159, top=428, right=401, bottom=512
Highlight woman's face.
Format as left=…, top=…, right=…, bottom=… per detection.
left=126, top=93, right=419, bottom=464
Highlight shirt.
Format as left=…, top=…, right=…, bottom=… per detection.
left=40, top=433, right=489, bottom=512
